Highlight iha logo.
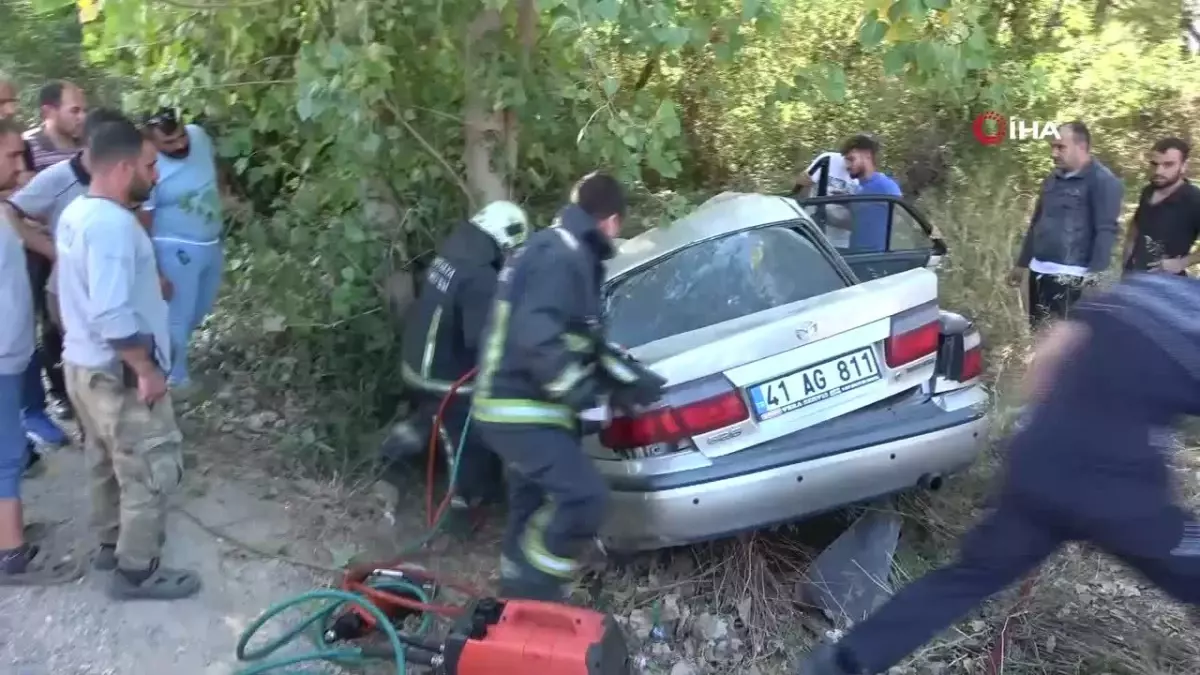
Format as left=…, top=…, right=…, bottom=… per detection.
left=972, top=112, right=1061, bottom=145
left=972, top=111, right=1007, bottom=145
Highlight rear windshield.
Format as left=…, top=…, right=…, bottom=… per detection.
left=604, top=226, right=848, bottom=348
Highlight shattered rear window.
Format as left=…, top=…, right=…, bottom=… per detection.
left=604, top=226, right=847, bottom=348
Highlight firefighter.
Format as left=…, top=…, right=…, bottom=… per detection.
left=797, top=272, right=1200, bottom=674
left=387, top=200, right=530, bottom=531
left=472, top=172, right=666, bottom=601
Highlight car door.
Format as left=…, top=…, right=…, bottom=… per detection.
left=794, top=195, right=948, bottom=282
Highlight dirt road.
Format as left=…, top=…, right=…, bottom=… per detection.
left=0, top=444, right=348, bottom=675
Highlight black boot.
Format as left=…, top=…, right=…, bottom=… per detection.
left=795, top=643, right=862, bottom=675
left=497, top=559, right=568, bottom=602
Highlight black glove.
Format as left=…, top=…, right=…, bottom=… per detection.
left=559, top=374, right=603, bottom=412
left=610, top=376, right=666, bottom=410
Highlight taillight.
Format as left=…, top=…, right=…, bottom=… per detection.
left=600, top=389, right=748, bottom=452
left=960, top=346, right=983, bottom=381
left=885, top=320, right=939, bottom=367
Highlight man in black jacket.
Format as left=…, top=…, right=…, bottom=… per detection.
left=473, top=172, right=666, bottom=601
left=1007, top=121, right=1124, bottom=330
left=797, top=272, right=1200, bottom=675
left=390, top=200, right=530, bottom=527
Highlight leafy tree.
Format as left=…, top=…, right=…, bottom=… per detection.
left=21, top=0, right=1198, bottom=462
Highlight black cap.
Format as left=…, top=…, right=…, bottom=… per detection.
left=142, top=107, right=180, bottom=133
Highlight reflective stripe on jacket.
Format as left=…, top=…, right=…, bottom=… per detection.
left=472, top=204, right=616, bottom=427
left=399, top=220, right=503, bottom=396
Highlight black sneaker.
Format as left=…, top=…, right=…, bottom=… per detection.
left=50, top=397, right=75, bottom=421
left=23, top=445, right=44, bottom=479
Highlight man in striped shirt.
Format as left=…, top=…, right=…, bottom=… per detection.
left=14, top=81, right=88, bottom=439
left=23, top=81, right=87, bottom=173
left=798, top=273, right=1200, bottom=675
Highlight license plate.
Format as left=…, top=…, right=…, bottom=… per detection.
left=748, top=347, right=881, bottom=421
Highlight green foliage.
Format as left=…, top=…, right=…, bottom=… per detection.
left=0, top=0, right=116, bottom=120
left=10, top=0, right=1193, bottom=470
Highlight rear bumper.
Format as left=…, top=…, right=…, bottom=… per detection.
left=598, top=386, right=990, bottom=552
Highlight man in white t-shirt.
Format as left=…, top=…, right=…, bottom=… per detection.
left=793, top=152, right=861, bottom=248
left=794, top=151, right=860, bottom=198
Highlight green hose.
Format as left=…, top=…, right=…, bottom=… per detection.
left=233, top=409, right=472, bottom=674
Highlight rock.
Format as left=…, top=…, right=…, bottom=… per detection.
left=661, top=593, right=682, bottom=622
left=670, top=661, right=698, bottom=675
left=691, top=612, right=728, bottom=641
left=247, top=410, right=280, bottom=431
left=628, top=609, right=653, bottom=642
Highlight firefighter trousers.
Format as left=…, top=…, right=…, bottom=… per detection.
left=835, top=309, right=1200, bottom=674
left=477, top=422, right=609, bottom=597
left=835, top=494, right=1200, bottom=673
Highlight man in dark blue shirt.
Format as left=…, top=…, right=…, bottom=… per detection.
left=841, top=134, right=902, bottom=252
left=797, top=273, right=1200, bottom=675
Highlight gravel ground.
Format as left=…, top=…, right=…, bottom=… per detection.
left=0, top=446, right=336, bottom=675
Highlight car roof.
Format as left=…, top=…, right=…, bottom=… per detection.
left=605, top=192, right=808, bottom=280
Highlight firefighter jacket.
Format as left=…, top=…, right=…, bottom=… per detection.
left=473, top=204, right=641, bottom=429
left=400, top=219, right=504, bottom=397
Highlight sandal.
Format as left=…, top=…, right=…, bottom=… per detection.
left=108, top=558, right=201, bottom=600
left=0, top=545, right=86, bottom=587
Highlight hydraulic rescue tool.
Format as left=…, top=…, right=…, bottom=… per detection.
left=235, top=330, right=660, bottom=673
left=234, top=365, right=635, bottom=674
left=235, top=559, right=633, bottom=674
left=330, top=563, right=631, bottom=674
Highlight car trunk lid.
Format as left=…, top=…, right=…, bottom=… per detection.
left=599, top=268, right=940, bottom=459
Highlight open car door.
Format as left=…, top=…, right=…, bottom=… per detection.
left=793, top=194, right=948, bottom=282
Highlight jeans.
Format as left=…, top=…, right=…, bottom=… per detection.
left=0, top=373, right=27, bottom=499
left=153, top=239, right=223, bottom=386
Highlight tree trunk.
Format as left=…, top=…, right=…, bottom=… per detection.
left=1184, top=0, right=1200, bottom=55
left=464, top=9, right=509, bottom=208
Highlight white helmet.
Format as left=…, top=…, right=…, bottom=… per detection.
left=470, top=200, right=529, bottom=251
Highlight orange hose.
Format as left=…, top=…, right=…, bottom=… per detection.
left=340, top=561, right=488, bottom=623
left=425, top=367, right=479, bottom=529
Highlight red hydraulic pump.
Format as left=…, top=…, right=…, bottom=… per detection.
left=324, top=562, right=634, bottom=675
left=435, top=596, right=632, bottom=674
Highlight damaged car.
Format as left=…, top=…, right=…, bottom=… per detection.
left=590, top=192, right=990, bottom=553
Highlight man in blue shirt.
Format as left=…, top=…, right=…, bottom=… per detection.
left=141, top=108, right=224, bottom=396
left=841, top=134, right=903, bottom=252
